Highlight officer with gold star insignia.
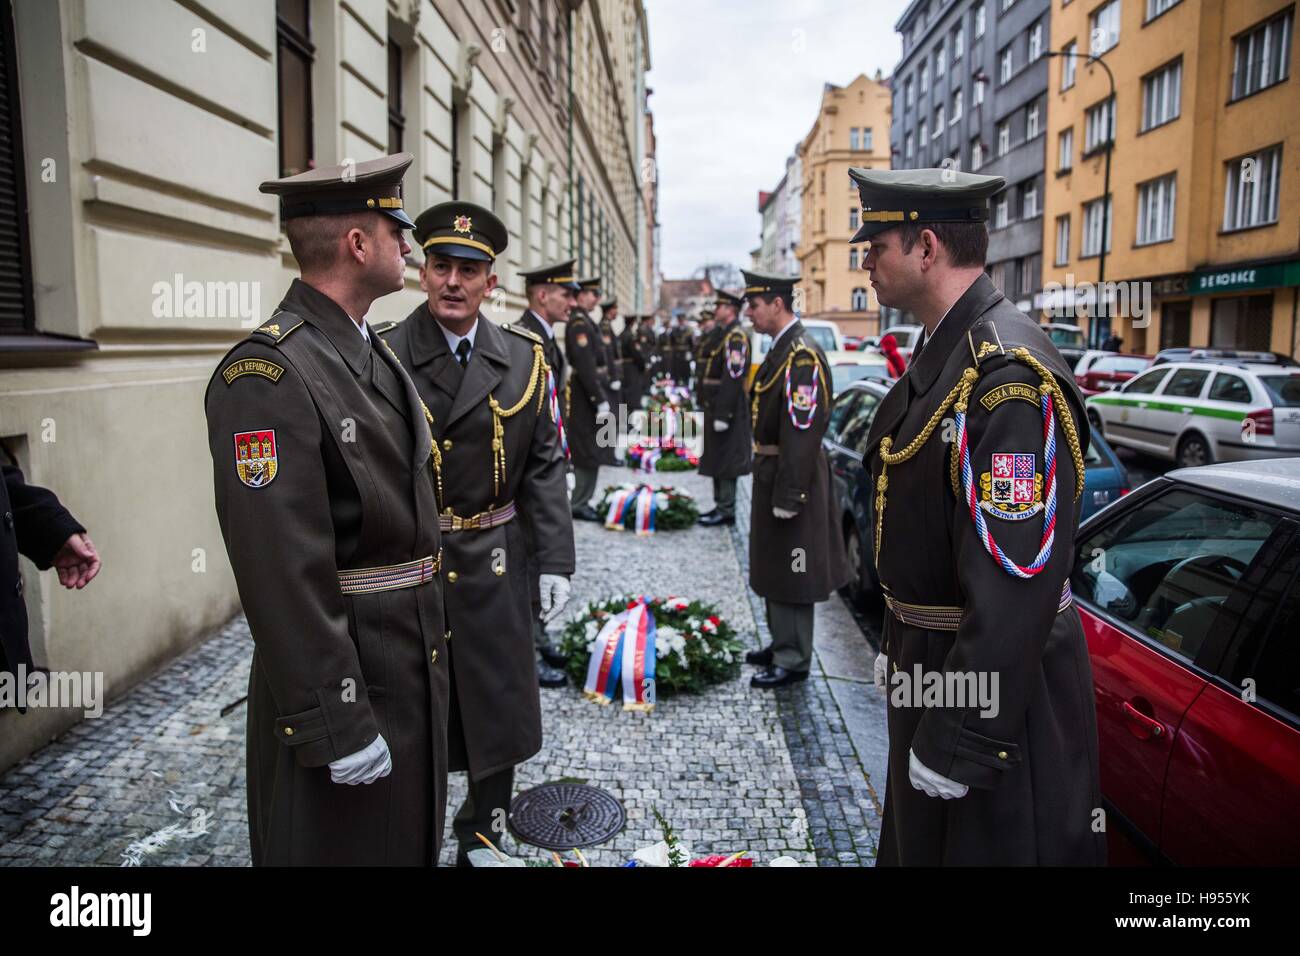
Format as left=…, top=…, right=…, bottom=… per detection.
left=852, top=167, right=1104, bottom=866
left=377, top=202, right=575, bottom=865
left=744, top=269, right=851, bottom=689
left=205, top=153, right=450, bottom=865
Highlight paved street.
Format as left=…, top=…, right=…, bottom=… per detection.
left=0, top=466, right=887, bottom=867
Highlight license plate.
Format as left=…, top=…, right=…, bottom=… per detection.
left=1277, top=409, right=1300, bottom=425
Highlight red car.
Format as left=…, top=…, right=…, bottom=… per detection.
left=1076, top=353, right=1153, bottom=396
left=1070, top=458, right=1300, bottom=865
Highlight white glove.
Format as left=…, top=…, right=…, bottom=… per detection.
left=596, top=401, right=612, bottom=418
left=609, top=380, right=621, bottom=391
left=713, top=419, right=730, bottom=432
left=772, top=506, right=797, bottom=519
left=908, top=748, right=968, bottom=800
left=329, top=734, right=392, bottom=786
left=873, top=650, right=888, bottom=690
left=539, top=573, right=572, bottom=623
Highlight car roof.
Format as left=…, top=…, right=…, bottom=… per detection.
left=1157, top=361, right=1298, bottom=377
left=1167, top=458, right=1300, bottom=511
left=1044, top=322, right=1082, bottom=331
left=827, top=350, right=887, bottom=364
left=838, top=377, right=893, bottom=396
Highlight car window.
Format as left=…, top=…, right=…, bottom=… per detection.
left=1207, top=372, right=1251, bottom=404
left=1085, top=437, right=1104, bottom=465
left=806, top=326, right=837, bottom=352
left=827, top=390, right=861, bottom=440
left=1049, top=328, right=1084, bottom=347
left=832, top=363, right=879, bottom=394
left=1124, top=368, right=1170, bottom=394
left=838, top=392, right=881, bottom=453
left=1161, top=368, right=1210, bottom=399
left=1258, top=375, right=1300, bottom=408
left=1229, top=547, right=1300, bottom=722
left=1099, top=356, right=1150, bottom=374
left=1072, top=489, right=1278, bottom=664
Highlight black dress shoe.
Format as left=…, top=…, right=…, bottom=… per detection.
left=750, top=665, right=809, bottom=689
left=698, top=507, right=718, bottom=519
left=698, top=511, right=735, bottom=527
left=537, top=660, right=568, bottom=688
left=745, top=645, right=774, bottom=667
left=572, top=505, right=602, bottom=522
left=455, top=852, right=473, bottom=867
left=539, top=641, right=569, bottom=668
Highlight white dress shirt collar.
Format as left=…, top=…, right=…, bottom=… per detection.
left=439, top=318, right=480, bottom=357
left=528, top=309, right=556, bottom=339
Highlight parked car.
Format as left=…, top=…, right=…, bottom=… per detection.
left=1074, top=349, right=1115, bottom=377
left=1076, top=353, right=1153, bottom=396
left=879, top=324, right=924, bottom=365
left=820, top=380, right=1131, bottom=606
left=826, top=350, right=890, bottom=395
left=1086, top=361, right=1300, bottom=467
left=746, top=318, right=844, bottom=386
left=1151, top=347, right=1299, bottom=368
left=842, top=335, right=864, bottom=351
left=1044, top=322, right=1088, bottom=368
left=1070, top=457, right=1300, bottom=864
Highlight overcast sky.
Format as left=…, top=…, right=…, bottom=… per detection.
left=645, top=0, right=909, bottom=278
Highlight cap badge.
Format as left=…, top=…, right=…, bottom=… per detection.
left=454, top=215, right=473, bottom=234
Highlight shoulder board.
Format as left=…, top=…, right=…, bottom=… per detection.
left=967, top=319, right=1009, bottom=367
left=725, top=328, right=747, bottom=345
left=250, top=310, right=304, bottom=347
left=371, top=320, right=398, bottom=336
left=506, top=323, right=542, bottom=344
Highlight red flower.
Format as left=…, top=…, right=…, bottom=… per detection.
left=688, top=855, right=753, bottom=868
left=708, top=615, right=720, bottom=626
left=626, top=599, right=639, bottom=610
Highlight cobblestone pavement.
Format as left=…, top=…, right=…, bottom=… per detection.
left=0, top=465, right=885, bottom=867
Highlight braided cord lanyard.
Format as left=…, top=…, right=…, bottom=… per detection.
left=486, top=343, right=546, bottom=499
left=381, top=339, right=444, bottom=509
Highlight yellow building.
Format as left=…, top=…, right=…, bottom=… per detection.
left=795, top=73, right=893, bottom=339
left=1041, top=0, right=1298, bottom=356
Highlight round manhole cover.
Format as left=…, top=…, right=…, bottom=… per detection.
left=508, top=783, right=625, bottom=850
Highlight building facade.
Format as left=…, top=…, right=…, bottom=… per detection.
left=0, top=0, right=652, bottom=771
left=757, top=149, right=801, bottom=277
left=796, top=73, right=893, bottom=338
left=892, top=0, right=1051, bottom=315
left=1041, top=0, right=1298, bottom=356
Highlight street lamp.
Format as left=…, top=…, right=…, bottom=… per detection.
left=1043, top=47, right=1115, bottom=350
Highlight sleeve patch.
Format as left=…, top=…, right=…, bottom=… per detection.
left=979, top=382, right=1040, bottom=412
left=223, top=358, right=285, bottom=386
left=233, top=430, right=278, bottom=487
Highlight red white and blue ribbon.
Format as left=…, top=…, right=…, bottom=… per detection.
left=583, top=598, right=657, bottom=710
left=547, top=366, right=569, bottom=460
left=638, top=447, right=662, bottom=473
left=604, top=485, right=657, bottom=535
left=956, top=389, right=1058, bottom=578
left=784, top=361, right=818, bottom=430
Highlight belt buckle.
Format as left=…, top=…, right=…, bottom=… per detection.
left=449, top=514, right=463, bottom=532
left=464, top=512, right=482, bottom=531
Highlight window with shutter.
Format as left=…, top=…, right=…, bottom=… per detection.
left=0, top=0, right=34, bottom=335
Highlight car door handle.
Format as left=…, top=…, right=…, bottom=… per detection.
left=1181, top=407, right=1193, bottom=414
left=1122, top=700, right=1166, bottom=740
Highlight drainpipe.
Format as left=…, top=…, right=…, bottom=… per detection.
left=567, top=3, right=575, bottom=258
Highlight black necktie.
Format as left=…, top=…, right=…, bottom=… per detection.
left=455, top=339, right=471, bottom=368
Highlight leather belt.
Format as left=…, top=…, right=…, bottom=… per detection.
left=753, top=443, right=780, bottom=456
left=702, top=378, right=722, bottom=385
left=439, top=501, right=516, bottom=533
left=338, top=551, right=441, bottom=594
left=885, top=581, right=1074, bottom=631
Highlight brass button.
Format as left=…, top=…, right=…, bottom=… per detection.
left=446, top=630, right=452, bottom=642
left=997, top=751, right=1008, bottom=760
left=447, top=571, right=458, bottom=583
left=494, top=566, right=505, bottom=577
left=442, top=439, right=453, bottom=451
left=430, top=649, right=439, bottom=665
left=283, top=727, right=294, bottom=736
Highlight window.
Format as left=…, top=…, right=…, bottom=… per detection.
left=975, top=3, right=986, bottom=38
left=1055, top=214, right=1071, bottom=265
left=905, top=131, right=915, bottom=161
left=994, top=193, right=1009, bottom=228
left=952, top=88, right=963, bottom=122
left=1000, top=45, right=1014, bottom=83
left=920, top=118, right=928, bottom=143
left=276, top=0, right=314, bottom=177
left=1061, top=41, right=1078, bottom=90
left=1231, top=7, right=1293, bottom=101
left=1022, top=179, right=1039, bottom=218
left=936, top=42, right=946, bottom=77
left=1211, top=295, right=1274, bottom=351
left=934, top=104, right=944, bottom=134
left=990, top=261, right=1007, bottom=291
left=1082, top=196, right=1113, bottom=256
left=1029, top=22, right=1043, bottom=61
left=1001, top=0, right=1016, bottom=10
left=828, top=390, right=863, bottom=439
left=1224, top=145, right=1282, bottom=231
left=970, top=138, right=984, bottom=170
left=1136, top=173, right=1177, bottom=245
left=850, top=208, right=860, bottom=231
left=1141, top=59, right=1182, bottom=131
left=838, top=391, right=882, bottom=451
left=387, top=39, right=404, bottom=154
left=1125, top=368, right=1171, bottom=394
left=849, top=248, right=859, bottom=271
left=954, top=24, right=965, bottom=59
left=1072, top=489, right=1278, bottom=663
left=921, top=62, right=929, bottom=94
left=1162, top=368, right=1209, bottom=398
left=850, top=127, right=860, bottom=150
left=905, top=77, right=914, bottom=108
left=1058, top=127, right=1074, bottom=171
left=1020, top=254, right=1040, bottom=295
left=1084, top=97, right=1116, bottom=153
left=996, top=119, right=1010, bottom=156
left=1208, top=372, right=1251, bottom=404
left=1026, top=100, right=1040, bottom=138
left=974, top=77, right=986, bottom=105
left=1090, top=0, right=1121, bottom=55
left=0, top=0, right=33, bottom=335
left=862, top=127, right=873, bottom=151
left=851, top=287, right=869, bottom=310
left=1258, top=375, right=1300, bottom=407
left=1146, top=0, right=1182, bottom=20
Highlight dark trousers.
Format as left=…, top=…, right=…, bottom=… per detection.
left=712, top=476, right=737, bottom=518
left=571, top=465, right=598, bottom=512
left=453, top=765, right=515, bottom=859
left=766, top=598, right=815, bottom=672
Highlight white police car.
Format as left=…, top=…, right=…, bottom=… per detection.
left=1085, top=361, right=1300, bottom=468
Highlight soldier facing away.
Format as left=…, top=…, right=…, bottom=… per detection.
left=205, top=153, right=450, bottom=865
left=378, top=201, right=575, bottom=865
left=854, top=167, right=1104, bottom=866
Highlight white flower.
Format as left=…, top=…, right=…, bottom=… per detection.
left=687, top=617, right=701, bottom=631
left=584, top=620, right=599, bottom=640
left=585, top=639, right=597, bottom=654
left=702, top=619, right=717, bottom=634
left=654, top=492, right=670, bottom=509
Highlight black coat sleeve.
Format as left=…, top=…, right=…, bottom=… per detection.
left=565, top=319, right=608, bottom=408
left=3, top=462, right=85, bottom=570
